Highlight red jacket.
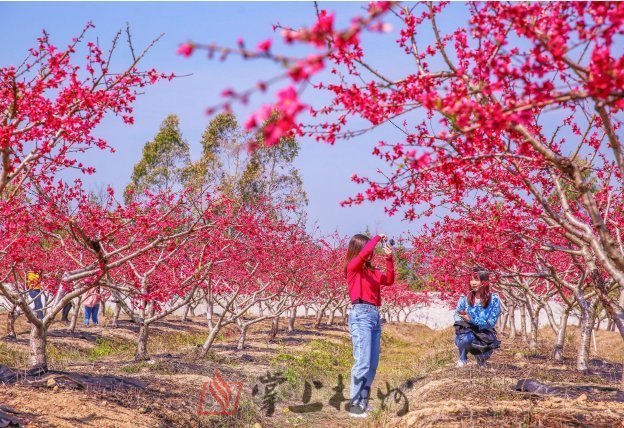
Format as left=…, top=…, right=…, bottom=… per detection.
left=346, top=235, right=395, bottom=306
left=83, top=289, right=104, bottom=308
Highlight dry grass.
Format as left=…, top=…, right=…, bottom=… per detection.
left=377, top=323, right=455, bottom=385
left=1, top=313, right=623, bottom=428
left=538, top=325, right=624, bottom=363
left=0, top=341, right=28, bottom=367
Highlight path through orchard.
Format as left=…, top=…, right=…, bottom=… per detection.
left=1, top=314, right=623, bottom=427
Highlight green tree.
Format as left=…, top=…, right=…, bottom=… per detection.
left=185, top=113, right=307, bottom=213
left=125, top=114, right=190, bottom=201
left=238, top=134, right=308, bottom=211
left=393, top=244, right=422, bottom=290
left=183, top=113, right=240, bottom=196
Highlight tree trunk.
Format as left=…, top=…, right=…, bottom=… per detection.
left=182, top=304, right=191, bottom=322
left=553, top=310, right=569, bottom=362
left=288, top=308, right=297, bottom=332
left=577, top=308, right=595, bottom=372
left=268, top=317, right=279, bottom=341
left=237, top=324, right=248, bottom=350
left=528, top=308, right=540, bottom=352
left=594, top=316, right=601, bottom=331
left=69, top=297, right=82, bottom=334
left=135, top=324, right=150, bottom=361
left=328, top=309, right=336, bottom=325
left=499, top=309, right=509, bottom=335
left=6, top=309, right=16, bottom=338
left=200, top=323, right=223, bottom=358
left=509, top=305, right=517, bottom=339
left=315, top=302, right=331, bottom=329
left=205, top=297, right=214, bottom=330
left=304, top=307, right=309, bottom=318
left=29, top=324, right=47, bottom=371
left=520, top=304, right=528, bottom=343
left=112, top=301, right=121, bottom=327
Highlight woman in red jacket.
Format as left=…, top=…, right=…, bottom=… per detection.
left=345, top=233, right=394, bottom=417
left=83, top=287, right=105, bottom=327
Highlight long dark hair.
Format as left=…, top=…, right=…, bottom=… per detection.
left=344, top=234, right=373, bottom=276
left=467, top=268, right=491, bottom=308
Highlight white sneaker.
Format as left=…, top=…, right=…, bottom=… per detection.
left=348, top=405, right=369, bottom=418
left=455, top=360, right=467, bottom=368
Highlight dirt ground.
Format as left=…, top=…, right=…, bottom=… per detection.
left=0, top=313, right=623, bottom=427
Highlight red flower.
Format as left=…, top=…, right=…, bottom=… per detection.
left=256, top=39, right=272, bottom=53
left=177, top=43, right=195, bottom=57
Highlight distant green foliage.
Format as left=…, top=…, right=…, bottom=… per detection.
left=184, top=112, right=308, bottom=214
left=393, top=244, right=424, bottom=290
left=125, top=114, right=190, bottom=201
left=126, top=112, right=307, bottom=224
left=183, top=112, right=241, bottom=194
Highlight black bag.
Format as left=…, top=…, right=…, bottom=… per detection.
left=453, top=320, right=501, bottom=355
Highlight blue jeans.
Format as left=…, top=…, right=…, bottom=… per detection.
left=84, top=304, right=100, bottom=325
left=455, top=332, right=493, bottom=364
left=29, top=290, right=44, bottom=320
left=349, top=303, right=381, bottom=410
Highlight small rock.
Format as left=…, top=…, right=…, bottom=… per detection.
left=576, top=393, right=588, bottom=402
left=147, top=360, right=156, bottom=365
left=46, top=378, right=57, bottom=388
left=514, top=352, right=524, bottom=360
left=52, top=385, right=59, bottom=392
left=253, top=423, right=262, bottom=428
left=158, top=387, right=166, bottom=393
left=139, top=407, right=148, bottom=414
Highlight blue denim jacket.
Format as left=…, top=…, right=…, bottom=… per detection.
left=453, top=293, right=501, bottom=330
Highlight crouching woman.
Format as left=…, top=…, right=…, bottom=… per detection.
left=453, top=269, right=501, bottom=368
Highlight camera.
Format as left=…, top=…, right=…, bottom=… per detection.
left=381, top=236, right=395, bottom=247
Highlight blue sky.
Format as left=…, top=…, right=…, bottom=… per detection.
left=0, top=2, right=465, bottom=238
